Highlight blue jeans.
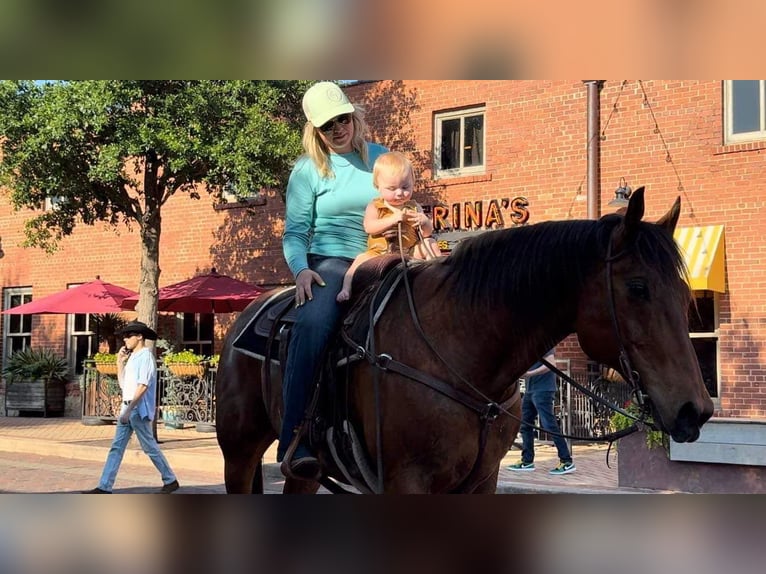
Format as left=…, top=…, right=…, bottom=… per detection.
left=519, top=390, right=572, bottom=464
left=97, top=406, right=177, bottom=492
left=277, top=255, right=351, bottom=461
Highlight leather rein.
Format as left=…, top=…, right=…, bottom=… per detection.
left=341, top=225, right=656, bottom=489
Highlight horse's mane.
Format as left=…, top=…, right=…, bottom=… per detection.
left=442, top=216, right=688, bottom=318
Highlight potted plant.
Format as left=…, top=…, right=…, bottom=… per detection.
left=3, top=348, right=70, bottom=416
left=163, top=349, right=208, bottom=378
left=92, top=352, right=119, bottom=375
left=611, top=401, right=671, bottom=490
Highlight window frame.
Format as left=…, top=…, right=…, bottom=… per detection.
left=433, top=106, right=486, bottom=179
left=689, top=291, right=720, bottom=402
left=3, top=287, right=33, bottom=365
left=724, top=80, right=766, bottom=144
left=177, top=312, right=214, bottom=357
left=67, top=310, right=96, bottom=376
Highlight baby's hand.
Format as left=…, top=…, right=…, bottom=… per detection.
left=403, top=209, right=423, bottom=226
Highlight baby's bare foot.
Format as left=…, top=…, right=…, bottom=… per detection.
left=336, top=289, right=350, bottom=302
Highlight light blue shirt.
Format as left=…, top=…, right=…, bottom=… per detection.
left=120, top=348, right=157, bottom=420
left=283, top=142, right=388, bottom=278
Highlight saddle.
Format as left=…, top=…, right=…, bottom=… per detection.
left=232, top=255, right=407, bottom=493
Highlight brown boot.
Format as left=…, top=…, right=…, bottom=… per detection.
left=281, top=442, right=320, bottom=481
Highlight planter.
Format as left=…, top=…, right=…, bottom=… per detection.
left=4, top=379, right=65, bottom=417
left=166, top=363, right=206, bottom=378
left=94, top=363, right=118, bottom=376
left=162, top=407, right=187, bottom=429
left=617, top=431, right=673, bottom=490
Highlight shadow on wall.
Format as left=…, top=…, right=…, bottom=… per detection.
left=354, top=80, right=443, bottom=208
left=209, top=81, right=444, bottom=294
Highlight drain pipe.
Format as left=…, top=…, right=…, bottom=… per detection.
left=583, top=80, right=604, bottom=220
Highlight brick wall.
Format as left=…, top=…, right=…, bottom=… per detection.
left=2, top=80, right=765, bottom=418
left=346, top=80, right=766, bottom=419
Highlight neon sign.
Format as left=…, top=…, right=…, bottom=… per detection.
left=423, top=197, right=530, bottom=231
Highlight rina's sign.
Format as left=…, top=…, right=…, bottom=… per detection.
left=423, top=196, right=530, bottom=232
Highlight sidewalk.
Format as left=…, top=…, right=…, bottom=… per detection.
left=0, top=415, right=655, bottom=493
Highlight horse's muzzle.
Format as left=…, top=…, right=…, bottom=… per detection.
left=668, top=400, right=714, bottom=443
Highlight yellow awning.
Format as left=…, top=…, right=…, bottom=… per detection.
left=673, top=225, right=726, bottom=292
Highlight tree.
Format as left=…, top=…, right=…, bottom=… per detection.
left=0, top=80, right=310, bottom=330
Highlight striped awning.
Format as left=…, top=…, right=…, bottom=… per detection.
left=673, top=225, right=726, bottom=292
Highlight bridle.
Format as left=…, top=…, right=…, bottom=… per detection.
left=540, top=229, right=657, bottom=437
left=343, top=223, right=657, bottom=490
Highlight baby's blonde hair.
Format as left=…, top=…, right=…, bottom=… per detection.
left=301, top=107, right=370, bottom=179
left=372, top=151, right=413, bottom=189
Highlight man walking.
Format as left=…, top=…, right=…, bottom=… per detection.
left=509, top=348, right=575, bottom=475
left=83, top=321, right=179, bottom=494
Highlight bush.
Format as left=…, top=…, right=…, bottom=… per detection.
left=92, top=352, right=118, bottom=363
left=3, top=348, right=70, bottom=383
left=163, top=350, right=207, bottom=364
left=610, top=401, right=667, bottom=450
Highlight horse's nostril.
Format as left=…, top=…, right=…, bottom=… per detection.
left=671, top=401, right=708, bottom=442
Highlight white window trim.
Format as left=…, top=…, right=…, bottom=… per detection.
left=44, top=195, right=66, bottom=211
left=3, top=287, right=33, bottom=364
left=433, top=106, right=486, bottom=179
left=724, top=80, right=766, bottom=144
left=689, top=291, right=720, bottom=403
left=175, top=313, right=214, bottom=356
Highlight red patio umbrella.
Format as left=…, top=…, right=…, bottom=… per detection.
left=121, top=269, right=263, bottom=313
left=2, top=277, right=137, bottom=315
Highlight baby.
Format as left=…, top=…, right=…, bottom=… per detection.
left=337, top=151, right=441, bottom=302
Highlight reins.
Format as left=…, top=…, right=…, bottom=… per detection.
left=347, top=222, right=659, bottom=486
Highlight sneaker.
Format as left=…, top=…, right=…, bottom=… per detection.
left=82, top=487, right=111, bottom=494
left=549, top=461, right=576, bottom=475
left=159, top=480, right=180, bottom=494
left=508, top=461, right=535, bottom=472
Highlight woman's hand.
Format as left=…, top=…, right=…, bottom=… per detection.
left=295, top=268, right=326, bottom=306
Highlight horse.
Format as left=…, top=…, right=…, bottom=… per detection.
left=215, top=187, right=714, bottom=493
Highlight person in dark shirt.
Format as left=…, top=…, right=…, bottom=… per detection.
left=509, top=348, right=575, bottom=475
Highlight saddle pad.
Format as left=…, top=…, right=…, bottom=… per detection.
left=232, top=286, right=296, bottom=360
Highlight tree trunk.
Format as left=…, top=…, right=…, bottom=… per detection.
left=136, top=152, right=162, bottom=339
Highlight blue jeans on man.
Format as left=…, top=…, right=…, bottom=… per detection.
left=97, top=407, right=177, bottom=492
left=519, top=389, right=572, bottom=464
left=277, top=254, right=351, bottom=462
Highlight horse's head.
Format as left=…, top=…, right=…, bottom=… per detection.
left=576, top=187, right=714, bottom=443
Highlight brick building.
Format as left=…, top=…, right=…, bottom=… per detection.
left=1, top=81, right=765, bottom=432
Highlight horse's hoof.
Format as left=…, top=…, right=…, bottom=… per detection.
left=282, top=456, right=321, bottom=481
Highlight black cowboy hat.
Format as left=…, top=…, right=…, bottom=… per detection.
left=116, top=320, right=158, bottom=341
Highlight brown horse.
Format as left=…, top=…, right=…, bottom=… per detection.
left=215, top=188, right=713, bottom=493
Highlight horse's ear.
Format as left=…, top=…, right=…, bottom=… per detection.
left=656, top=196, right=681, bottom=235
left=618, top=186, right=645, bottom=242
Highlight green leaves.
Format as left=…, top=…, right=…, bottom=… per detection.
left=0, top=80, right=307, bottom=250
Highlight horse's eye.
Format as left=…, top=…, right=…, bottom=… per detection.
left=626, top=279, right=650, bottom=301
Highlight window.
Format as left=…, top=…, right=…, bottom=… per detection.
left=44, top=196, right=66, bottom=211
left=180, top=313, right=214, bottom=356
left=434, top=107, right=485, bottom=177
left=724, top=80, right=766, bottom=144
left=689, top=292, right=719, bottom=399
left=68, top=313, right=96, bottom=376
left=3, top=288, right=33, bottom=362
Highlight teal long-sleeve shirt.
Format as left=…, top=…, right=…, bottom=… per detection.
left=282, top=143, right=388, bottom=278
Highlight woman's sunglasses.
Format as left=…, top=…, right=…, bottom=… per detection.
left=319, top=114, right=352, bottom=133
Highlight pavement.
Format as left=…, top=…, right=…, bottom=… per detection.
left=0, top=415, right=663, bottom=494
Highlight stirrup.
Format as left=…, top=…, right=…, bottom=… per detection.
left=280, top=423, right=321, bottom=482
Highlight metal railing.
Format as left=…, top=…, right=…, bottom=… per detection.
left=526, top=359, right=633, bottom=447
left=81, top=360, right=217, bottom=429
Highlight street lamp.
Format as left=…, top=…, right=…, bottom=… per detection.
left=608, top=177, right=632, bottom=208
